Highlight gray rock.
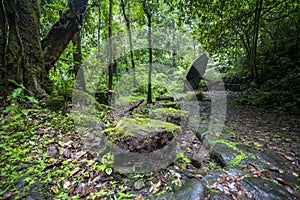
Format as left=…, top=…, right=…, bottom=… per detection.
left=240, top=157, right=269, bottom=169
left=15, top=176, right=28, bottom=189
left=173, top=178, right=208, bottom=200
left=47, top=145, right=60, bottom=158
left=133, top=180, right=144, bottom=190
left=155, top=193, right=175, bottom=200
left=210, top=142, right=239, bottom=167
left=223, top=167, right=246, bottom=176
left=256, top=149, right=288, bottom=171
left=201, top=171, right=224, bottom=185
left=235, top=144, right=261, bottom=155
left=210, top=193, right=233, bottom=200
left=26, top=180, right=53, bottom=200
left=202, top=167, right=245, bottom=186
left=241, top=177, right=295, bottom=200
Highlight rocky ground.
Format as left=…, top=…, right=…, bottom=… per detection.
left=4, top=91, right=299, bottom=199
left=156, top=91, right=300, bottom=199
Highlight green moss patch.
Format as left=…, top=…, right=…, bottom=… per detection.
left=151, top=108, right=190, bottom=128
left=102, top=117, right=181, bottom=153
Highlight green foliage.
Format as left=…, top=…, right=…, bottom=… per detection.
left=0, top=91, right=71, bottom=198
left=93, top=153, right=114, bottom=175
left=176, top=152, right=191, bottom=164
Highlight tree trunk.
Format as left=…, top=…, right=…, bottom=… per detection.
left=121, top=0, right=136, bottom=86
left=143, top=3, right=153, bottom=104
left=250, top=0, right=263, bottom=85
left=72, top=31, right=86, bottom=91
left=108, top=0, right=114, bottom=90
left=0, top=0, right=49, bottom=96
left=0, top=0, right=89, bottom=96
left=172, top=20, right=177, bottom=67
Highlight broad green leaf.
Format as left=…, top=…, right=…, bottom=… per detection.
left=12, top=88, right=23, bottom=98
left=105, top=167, right=113, bottom=175
left=22, top=109, right=29, bottom=116
left=26, top=96, right=39, bottom=104
left=6, top=104, right=18, bottom=111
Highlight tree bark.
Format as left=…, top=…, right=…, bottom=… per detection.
left=72, top=31, right=86, bottom=91
left=121, top=0, right=136, bottom=86
left=143, top=2, right=153, bottom=104
left=42, top=0, right=88, bottom=73
left=0, top=0, right=49, bottom=96
left=250, top=0, right=263, bottom=85
left=108, top=0, right=114, bottom=90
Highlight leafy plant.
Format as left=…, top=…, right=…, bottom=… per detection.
left=93, top=152, right=114, bottom=175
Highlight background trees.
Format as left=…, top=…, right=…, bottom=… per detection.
left=0, top=0, right=298, bottom=113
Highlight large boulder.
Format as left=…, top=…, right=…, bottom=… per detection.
left=102, top=117, right=181, bottom=153
left=241, top=177, right=295, bottom=200
left=103, top=117, right=181, bottom=173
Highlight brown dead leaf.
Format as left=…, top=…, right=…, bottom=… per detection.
left=62, top=179, right=71, bottom=189
left=47, top=145, right=60, bottom=158
left=69, top=182, right=78, bottom=195
left=60, top=140, right=73, bottom=148
left=149, top=180, right=161, bottom=193
left=71, top=167, right=82, bottom=176
left=3, top=191, right=17, bottom=200
left=134, top=194, right=144, bottom=200
left=50, top=185, right=59, bottom=193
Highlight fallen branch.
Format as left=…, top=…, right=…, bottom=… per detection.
left=124, top=99, right=145, bottom=114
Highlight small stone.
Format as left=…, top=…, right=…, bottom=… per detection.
left=47, top=145, right=60, bottom=158
left=134, top=180, right=144, bottom=190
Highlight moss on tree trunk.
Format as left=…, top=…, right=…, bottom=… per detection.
left=0, top=0, right=50, bottom=96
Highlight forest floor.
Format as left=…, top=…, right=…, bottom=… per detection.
left=1, top=91, right=299, bottom=199
left=225, top=92, right=300, bottom=175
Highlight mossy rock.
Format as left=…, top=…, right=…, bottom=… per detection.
left=209, top=142, right=239, bottom=167
left=156, top=101, right=181, bottom=109
left=102, top=117, right=181, bottom=153
left=151, top=108, right=190, bottom=128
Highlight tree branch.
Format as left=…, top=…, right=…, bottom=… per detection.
left=41, top=0, right=88, bottom=73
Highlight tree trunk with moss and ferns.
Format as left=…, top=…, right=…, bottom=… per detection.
left=0, top=0, right=50, bottom=96
left=0, top=0, right=88, bottom=97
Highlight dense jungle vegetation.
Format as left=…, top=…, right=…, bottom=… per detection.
left=0, top=0, right=299, bottom=199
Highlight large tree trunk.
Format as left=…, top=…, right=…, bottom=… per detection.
left=0, top=0, right=89, bottom=96
left=42, top=0, right=88, bottom=73
left=0, top=0, right=49, bottom=96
